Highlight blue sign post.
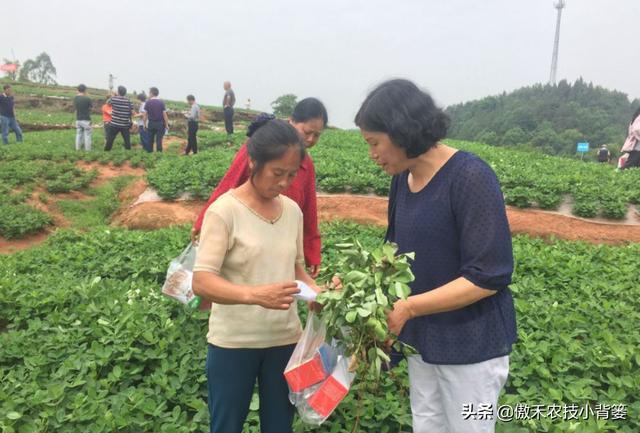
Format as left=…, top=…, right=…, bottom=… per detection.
left=577, top=142, right=589, bottom=160
left=577, top=142, right=589, bottom=152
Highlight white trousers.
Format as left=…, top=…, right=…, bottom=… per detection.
left=408, top=355, right=509, bottom=433
left=76, top=120, right=92, bottom=151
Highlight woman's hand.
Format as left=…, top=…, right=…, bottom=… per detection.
left=307, top=282, right=324, bottom=313
left=191, top=226, right=200, bottom=244
left=251, top=281, right=300, bottom=310
left=308, top=265, right=320, bottom=279
left=386, top=299, right=415, bottom=336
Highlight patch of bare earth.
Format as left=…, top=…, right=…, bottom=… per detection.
left=0, top=162, right=147, bottom=254
left=316, top=194, right=388, bottom=226
left=113, top=193, right=640, bottom=245
left=0, top=232, right=54, bottom=255
left=314, top=195, right=640, bottom=245
left=111, top=200, right=205, bottom=230
left=0, top=188, right=73, bottom=254
left=162, top=136, right=188, bottom=154
left=75, top=161, right=147, bottom=187
left=505, top=207, right=640, bottom=244
left=4, top=181, right=640, bottom=254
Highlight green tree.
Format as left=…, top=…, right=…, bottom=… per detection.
left=271, top=94, right=297, bottom=117
left=18, top=52, right=57, bottom=85
left=501, top=127, right=528, bottom=146
left=476, top=129, right=499, bottom=146
left=558, top=129, right=584, bottom=154
left=530, top=122, right=560, bottom=152
left=445, top=79, right=635, bottom=157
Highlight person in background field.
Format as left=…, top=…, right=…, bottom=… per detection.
left=192, top=118, right=322, bottom=433
left=102, top=92, right=114, bottom=141
left=134, top=93, right=150, bottom=151
left=355, top=79, right=516, bottom=433
left=143, top=86, right=169, bottom=152
left=223, top=81, right=236, bottom=140
left=620, top=107, right=640, bottom=170
left=0, top=84, right=23, bottom=145
left=184, top=94, right=200, bottom=155
left=597, top=144, right=610, bottom=163
left=73, top=84, right=92, bottom=151
left=104, top=86, right=133, bottom=151
left=245, top=98, right=251, bottom=111
left=192, top=98, right=328, bottom=285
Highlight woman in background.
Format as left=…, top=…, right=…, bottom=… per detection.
left=192, top=97, right=328, bottom=278
left=620, top=107, right=640, bottom=169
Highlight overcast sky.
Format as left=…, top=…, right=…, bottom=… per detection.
left=2, top=0, right=639, bottom=128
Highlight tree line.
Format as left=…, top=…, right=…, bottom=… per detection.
left=3, top=52, right=57, bottom=85
left=446, top=78, right=640, bottom=157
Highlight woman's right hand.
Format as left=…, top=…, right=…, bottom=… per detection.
left=251, top=281, right=300, bottom=310
left=191, top=226, right=200, bottom=244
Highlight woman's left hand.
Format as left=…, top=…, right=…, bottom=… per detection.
left=308, top=265, right=320, bottom=279
left=307, top=283, right=324, bottom=312
left=386, top=299, right=414, bottom=336
left=307, top=301, right=323, bottom=313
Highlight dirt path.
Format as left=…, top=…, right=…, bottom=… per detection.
left=163, top=136, right=188, bottom=154
left=0, top=232, right=53, bottom=255
left=112, top=192, right=640, bottom=245
left=4, top=178, right=640, bottom=254
left=316, top=194, right=640, bottom=244
left=76, top=161, right=147, bottom=186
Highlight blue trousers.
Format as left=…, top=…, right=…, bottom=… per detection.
left=139, top=125, right=150, bottom=151
left=147, top=120, right=164, bottom=152
left=206, top=343, right=295, bottom=433
left=1, top=115, right=23, bottom=144
left=224, top=106, right=234, bottom=135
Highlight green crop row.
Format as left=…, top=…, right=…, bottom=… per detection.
left=0, top=129, right=244, bottom=165
left=0, top=222, right=638, bottom=432
left=3, top=128, right=640, bottom=241
left=14, top=127, right=640, bottom=222
left=0, top=129, right=247, bottom=239
left=0, top=160, right=80, bottom=190
left=144, top=130, right=640, bottom=221
left=15, top=109, right=102, bottom=126
left=146, top=149, right=236, bottom=200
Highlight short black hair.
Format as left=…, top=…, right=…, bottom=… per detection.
left=3, top=84, right=11, bottom=91
left=186, top=94, right=195, bottom=102
left=149, top=87, right=159, bottom=97
left=291, top=97, right=328, bottom=127
left=137, top=93, right=147, bottom=102
left=632, top=107, right=640, bottom=123
left=77, top=84, right=87, bottom=93
left=247, top=119, right=305, bottom=177
left=355, top=79, right=450, bottom=158
left=117, top=86, right=127, bottom=96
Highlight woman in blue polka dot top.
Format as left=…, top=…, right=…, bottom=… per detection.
left=355, top=79, right=517, bottom=433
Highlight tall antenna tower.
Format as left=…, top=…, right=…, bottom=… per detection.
left=549, top=0, right=566, bottom=85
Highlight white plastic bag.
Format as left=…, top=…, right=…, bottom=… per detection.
left=161, top=242, right=198, bottom=305
left=285, top=314, right=330, bottom=395
left=296, top=354, right=356, bottom=425
left=284, top=314, right=355, bottom=425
